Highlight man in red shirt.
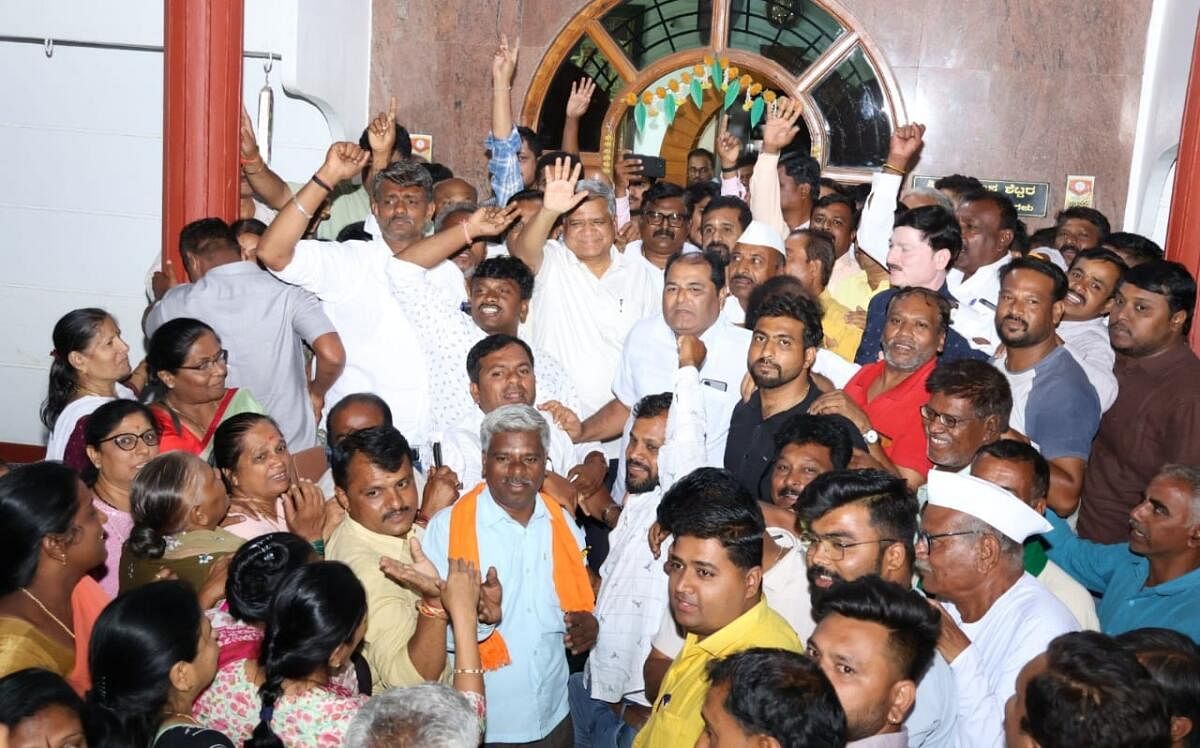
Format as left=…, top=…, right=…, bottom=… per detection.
left=811, top=287, right=948, bottom=488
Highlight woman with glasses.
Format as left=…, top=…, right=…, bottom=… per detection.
left=82, top=399, right=162, bottom=597
left=143, top=318, right=265, bottom=459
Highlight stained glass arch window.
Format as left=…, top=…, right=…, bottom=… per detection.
left=522, top=0, right=907, bottom=185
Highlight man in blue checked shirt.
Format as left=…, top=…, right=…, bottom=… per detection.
left=487, top=34, right=541, bottom=207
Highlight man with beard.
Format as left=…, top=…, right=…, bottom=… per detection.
left=796, top=469, right=957, bottom=747
left=814, top=288, right=950, bottom=487
left=722, top=220, right=786, bottom=326
left=947, top=190, right=1026, bottom=355
left=810, top=193, right=861, bottom=294
left=1078, top=261, right=1200, bottom=543
left=687, top=148, right=717, bottom=186
left=917, top=470, right=1079, bottom=748
left=991, top=257, right=1100, bottom=517
left=767, top=413, right=853, bottom=513
left=1059, top=248, right=1126, bottom=412
left=1053, top=206, right=1110, bottom=265
left=922, top=359, right=1011, bottom=475
left=698, top=196, right=752, bottom=263
left=624, top=182, right=698, bottom=296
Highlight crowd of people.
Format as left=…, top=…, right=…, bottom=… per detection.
left=2, top=33, right=1199, bottom=748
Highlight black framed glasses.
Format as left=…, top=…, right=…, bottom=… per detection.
left=98, top=430, right=160, bottom=451
left=177, top=349, right=229, bottom=372
left=798, top=532, right=897, bottom=561
left=919, top=404, right=979, bottom=430
left=916, top=529, right=980, bottom=550
left=644, top=210, right=687, bottom=228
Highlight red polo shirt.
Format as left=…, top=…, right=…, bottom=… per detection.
left=843, top=358, right=935, bottom=476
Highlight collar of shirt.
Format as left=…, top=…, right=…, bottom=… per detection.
left=558, top=239, right=623, bottom=279
left=850, top=356, right=937, bottom=401
left=688, top=598, right=773, bottom=657
left=476, top=485, right=551, bottom=529
left=1115, top=340, right=1198, bottom=377
left=203, top=260, right=265, bottom=279
left=848, top=730, right=910, bottom=748
left=339, top=514, right=420, bottom=554
left=1143, top=560, right=1200, bottom=597
left=946, top=254, right=1010, bottom=301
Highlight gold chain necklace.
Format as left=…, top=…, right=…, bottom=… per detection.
left=164, top=712, right=199, bottom=725
left=20, top=588, right=74, bottom=640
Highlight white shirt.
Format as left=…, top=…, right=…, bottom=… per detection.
left=1058, top=317, right=1118, bottom=412
left=438, top=405, right=584, bottom=493
left=45, top=386, right=135, bottom=459
left=623, top=239, right=701, bottom=299
left=947, top=255, right=1011, bottom=355
left=855, top=172, right=904, bottom=269
left=720, top=294, right=746, bottom=326
left=270, top=238, right=432, bottom=444
left=527, top=240, right=660, bottom=424
left=944, top=572, right=1080, bottom=748
left=364, top=213, right=469, bottom=308
left=1038, top=558, right=1101, bottom=631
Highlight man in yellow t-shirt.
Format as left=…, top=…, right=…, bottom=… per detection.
left=783, top=228, right=863, bottom=362
left=634, top=468, right=803, bottom=748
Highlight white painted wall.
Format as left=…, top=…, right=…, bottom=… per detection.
left=0, top=0, right=370, bottom=447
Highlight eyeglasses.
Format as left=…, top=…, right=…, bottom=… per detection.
left=98, top=430, right=160, bottom=451
left=798, top=532, right=897, bottom=561
left=177, top=349, right=229, bottom=372
left=644, top=210, right=687, bottom=228
left=919, top=404, right=979, bottom=430
left=916, top=529, right=980, bottom=550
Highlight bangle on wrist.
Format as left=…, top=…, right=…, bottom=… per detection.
left=417, top=601, right=449, bottom=620
left=453, top=667, right=486, bottom=675
left=239, top=152, right=261, bottom=165
left=311, top=174, right=333, bottom=192
left=242, top=162, right=264, bottom=175
left=721, top=166, right=739, bottom=174
left=881, top=162, right=905, bottom=175
left=291, top=197, right=314, bottom=221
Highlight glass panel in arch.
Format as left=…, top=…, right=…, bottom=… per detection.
left=810, top=45, right=890, bottom=167
left=536, top=35, right=622, bottom=152
left=602, top=0, right=712, bottom=69
left=727, top=0, right=846, bottom=77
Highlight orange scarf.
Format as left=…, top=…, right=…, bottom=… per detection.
left=448, top=483, right=594, bottom=670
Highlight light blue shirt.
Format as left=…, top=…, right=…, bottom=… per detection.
left=1044, top=511, right=1200, bottom=641
left=907, top=652, right=957, bottom=748
left=423, top=488, right=585, bottom=742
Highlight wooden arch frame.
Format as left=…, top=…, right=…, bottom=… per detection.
left=519, top=0, right=909, bottom=185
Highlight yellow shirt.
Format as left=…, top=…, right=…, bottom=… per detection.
left=326, top=516, right=447, bottom=693
left=634, top=599, right=803, bottom=748
left=819, top=290, right=863, bottom=363
left=828, top=267, right=890, bottom=315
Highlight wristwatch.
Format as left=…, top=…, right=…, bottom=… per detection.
left=862, top=429, right=880, bottom=445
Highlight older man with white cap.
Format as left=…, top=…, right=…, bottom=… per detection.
left=916, top=470, right=1080, bottom=748
left=722, top=219, right=786, bottom=325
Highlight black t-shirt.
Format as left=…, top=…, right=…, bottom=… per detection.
left=153, top=725, right=236, bottom=748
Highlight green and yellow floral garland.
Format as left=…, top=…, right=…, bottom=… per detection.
left=621, top=55, right=778, bottom=132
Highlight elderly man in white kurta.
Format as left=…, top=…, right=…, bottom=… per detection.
left=916, top=471, right=1080, bottom=748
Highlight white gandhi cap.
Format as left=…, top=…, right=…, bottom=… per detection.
left=735, top=219, right=785, bottom=256
left=925, top=470, right=1052, bottom=543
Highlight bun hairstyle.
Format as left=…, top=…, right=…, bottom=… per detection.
left=246, top=562, right=367, bottom=748
left=41, top=307, right=112, bottom=430
left=85, top=581, right=204, bottom=748
left=226, top=532, right=315, bottom=624
left=0, top=462, right=81, bottom=596
left=126, top=452, right=212, bottom=560
left=211, top=413, right=283, bottom=493
left=141, top=317, right=217, bottom=405
left=81, top=399, right=160, bottom=486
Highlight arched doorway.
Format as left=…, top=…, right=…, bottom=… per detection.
left=522, top=0, right=907, bottom=185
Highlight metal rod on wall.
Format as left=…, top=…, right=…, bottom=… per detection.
left=0, top=34, right=276, bottom=60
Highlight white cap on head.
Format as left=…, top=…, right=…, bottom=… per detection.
left=925, top=470, right=1052, bottom=543
left=735, top=220, right=785, bottom=256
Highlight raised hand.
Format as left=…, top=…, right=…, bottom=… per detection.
left=538, top=400, right=583, bottom=441
left=492, top=34, right=519, bottom=86
left=478, top=565, right=503, bottom=624
left=282, top=479, right=327, bottom=542
left=566, top=77, right=596, bottom=119
left=762, top=97, right=803, bottom=155
left=367, top=96, right=398, bottom=158
left=715, top=115, right=743, bottom=170
left=380, top=536, right=443, bottom=601
left=808, top=390, right=872, bottom=435
left=465, top=204, right=521, bottom=240
left=442, top=558, right=482, bottom=625
left=318, top=142, right=370, bottom=185
left=616, top=219, right=641, bottom=248
left=612, top=156, right=643, bottom=194
left=886, top=123, right=926, bottom=173
left=421, top=466, right=461, bottom=519
left=677, top=333, right=707, bottom=369
left=541, top=158, right=588, bottom=215
left=566, top=452, right=608, bottom=499
left=239, top=106, right=261, bottom=161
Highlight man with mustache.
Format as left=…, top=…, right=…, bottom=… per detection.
left=991, top=257, right=1100, bottom=518
left=1052, top=206, right=1110, bottom=265
left=922, top=359, right=1011, bottom=475
left=1078, top=260, right=1200, bottom=544
left=722, top=220, right=786, bottom=326
left=946, top=190, right=1026, bottom=355
left=916, top=470, right=1079, bottom=748
left=1042, top=465, right=1200, bottom=642
left=624, top=181, right=698, bottom=296
left=796, top=468, right=958, bottom=747
left=698, top=196, right=751, bottom=263
left=767, top=413, right=853, bottom=512
left=1058, top=248, right=1127, bottom=412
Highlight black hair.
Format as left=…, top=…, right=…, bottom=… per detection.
left=127, top=452, right=211, bottom=560
left=0, top=462, right=81, bottom=596
left=706, top=648, right=846, bottom=747
left=632, top=392, right=673, bottom=420
left=772, top=414, right=853, bottom=471
left=0, top=668, right=82, bottom=731
left=687, top=148, right=716, bottom=169
left=789, top=228, right=837, bottom=287
left=1071, top=247, right=1129, bottom=278
left=226, top=532, right=315, bottom=624
left=336, top=221, right=374, bottom=243
left=1103, top=232, right=1163, bottom=265
left=231, top=217, right=268, bottom=238
left=642, top=181, right=690, bottom=215
left=358, top=121, right=412, bottom=158
left=811, top=575, right=941, bottom=681
left=797, top=469, right=918, bottom=560
left=535, top=150, right=580, bottom=175
left=1122, top=260, right=1197, bottom=335
left=973, top=439, right=1050, bottom=502
left=210, top=412, right=284, bottom=492
left=179, top=217, right=238, bottom=259
left=957, top=189, right=1029, bottom=253
left=82, top=399, right=161, bottom=486
left=247, top=562, right=368, bottom=748
left=812, top=192, right=861, bottom=229
left=925, top=359, right=1012, bottom=431
left=779, top=151, right=822, bottom=197
left=506, top=188, right=545, bottom=206
left=893, top=205, right=963, bottom=265
left=819, top=177, right=845, bottom=195
left=748, top=291, right=825, bottom=350
left=1023, top=631, right=1171, bottom=748
left=516, top=126, right=543, bottom=158
left=1115, top=628, right=1200, bottom=748
left=330, top=425, right=412, bottom=492
left=887, top=286, right=953, bottom=334
left=933, top=174, right=983, bottom=195
left=1055, top=206, right=1111, bottom=240
left=702, top=196, right=753, bottom=233
left=1028, top=226, right=1057, bottom=250
left=685, top=181, right=720, bottom=212
left=736, top=151, right=759, bottom=170
left=326, top=393, right=394, bottom=443
left=1000, top=256, right=1069, bottom=302
left=657, top=467, right=764, bottom=572
left=466, top=334, right=534, bottom=384
left=142, top=317, right=219, bottom=406
left=85, top=580, right=206, bottom=748
left=41, top=307, right=116, bottom=430
left=471, top=255, right=536, bottom=300
left=420, top=161, right=455, bottom=185
left=664, top=249, right=726, bottom=292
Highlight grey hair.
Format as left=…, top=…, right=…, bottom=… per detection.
left=342, top=683, right=478, bottom=748
left=1157, top=463, right=1200, bottom=520
left=371, top=159, right=433, bottom=201
left=480, top=403, right=550, bottom=454
left=574, top=179, right=617, bottom=216
left=435, top=201, right=478, bottom=231
left=959, top=515, right=1025, bottom=568
left=900, top=186, right=955, bottom=213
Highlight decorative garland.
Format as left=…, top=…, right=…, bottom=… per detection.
left=621, top=55, right=778, bottom=132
